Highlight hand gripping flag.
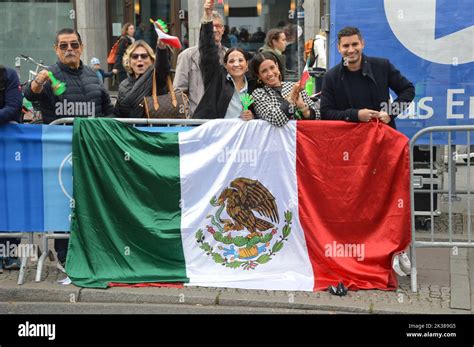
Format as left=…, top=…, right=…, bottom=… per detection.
left=150, top=19, right=182, bottom=49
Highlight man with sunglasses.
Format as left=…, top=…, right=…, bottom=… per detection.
left=24, top=28, right=114, bottom=124
left=23, top=28, right=114, bottom=272
left=173, top=0, right=228, bottom=117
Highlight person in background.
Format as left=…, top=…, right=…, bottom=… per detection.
left=312, top=30, right=327, bottom=70
left=0, top=64, right=22, bottom=125
left=229, top=27, right=239, bottom=47
left=251, top=27, right=266, bottom=43
left=90, top=58, right=114, bottom=84
left=283, top=24, right=297, bottom=73
left=251, top=51, right=320, bottom=127
left=258, top=28, right=287, bottom=76
left=0, top=64, right=23, bottom=273
left=112, top=23, right=136, bottom=84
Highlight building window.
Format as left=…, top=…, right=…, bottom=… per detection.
left=0, top=0, right=75, bottom=82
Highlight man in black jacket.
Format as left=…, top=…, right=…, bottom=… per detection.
left=24, top=28, right=114, bottom=124
left=320, top=27, right=414, bottom=129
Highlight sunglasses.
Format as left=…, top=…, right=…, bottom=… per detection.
left=131, top=53, right=149, bottom=60
left=213, top=24, right=224, bottom=29
left=58, top=42, right=81, bottom=50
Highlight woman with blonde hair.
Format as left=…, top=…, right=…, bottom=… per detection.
left=112, top=22, right=136, bottom=83
left=114, top=39, right=170, bottom=118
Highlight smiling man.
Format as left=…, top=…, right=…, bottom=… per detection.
left=320, top=26, right=415, bottom=129
left=24, top=28, right=113, bottom=124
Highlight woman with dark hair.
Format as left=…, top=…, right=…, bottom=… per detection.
left=193, top=0, right=256, bottom=120
left=251, top=52, right=320, bottom=127
left=258, top=28, right=287, bottom=75
left=114, top=39, right=170, bottom=118
left=112, top=22, right=136, bottom=83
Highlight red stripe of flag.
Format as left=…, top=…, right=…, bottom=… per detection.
left=296, top=120, right=411, bottom=290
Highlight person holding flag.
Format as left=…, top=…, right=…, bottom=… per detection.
left=193, top=0, right=256, bottom=120
left=114, top=20, right=178, bottom=118
left=251, top=51, right=320, bottom=127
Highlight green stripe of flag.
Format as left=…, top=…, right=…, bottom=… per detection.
left=67, top=119, right=188, bottom=288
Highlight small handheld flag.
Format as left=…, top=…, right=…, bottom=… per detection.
left=240, top=94, right=254, bottom=111
left=150, top=18, right=182, bottom=49
left=47, top=71, right=66, bottom=96
left=299, top=59, right=311, bottom=89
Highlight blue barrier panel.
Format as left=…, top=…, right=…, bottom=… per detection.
left=330, top=0, right=474, bottom=144
left=0, top=124, right=192, bottom=232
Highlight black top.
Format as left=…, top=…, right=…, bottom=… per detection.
left=344, top=69, right=373, bottom=110
left=23, top=61, right=114, bottom=124
left=320, top=54, right=415, bottom=129
left=193, top=21, right=256, bottom=119
left=114, top=46, right=170, bottom=118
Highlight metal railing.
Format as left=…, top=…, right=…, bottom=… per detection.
left=410, top=125, right=473, bottom=293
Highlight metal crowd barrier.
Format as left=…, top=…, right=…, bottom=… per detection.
left=0, top=233, right=34, bottom=285
left=33, top=117, right=210, bottom=282
left=410, top=126, right=474, bottom=293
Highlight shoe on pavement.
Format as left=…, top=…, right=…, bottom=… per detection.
left=4, top=258, right=21, bottom=270
left=0, top=260, right=3, bottom=274
left=392, top=254, right=407, bottom=277
left=399, top=251, right=411, bottom=275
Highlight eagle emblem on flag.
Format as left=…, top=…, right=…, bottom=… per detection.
left=195, top=178, right=292, bottom=270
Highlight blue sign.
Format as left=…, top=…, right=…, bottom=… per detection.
left=0, top=124, right=192, bottom=232
left=330, top=0, right=474, bottom=143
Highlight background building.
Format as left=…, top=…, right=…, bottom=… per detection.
left=0, top=0, right=326, bottom=86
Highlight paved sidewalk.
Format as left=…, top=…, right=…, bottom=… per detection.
left=0, top=244, right=471, bottom=314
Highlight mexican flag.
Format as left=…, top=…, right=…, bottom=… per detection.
left=67, top=118, right=411, bottom=290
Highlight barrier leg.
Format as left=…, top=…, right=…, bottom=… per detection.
left=35, top=233, right=49, bottom=282
left=17, top=233, right=32, bottom=285
left=410, top=242, right=418, bottom=293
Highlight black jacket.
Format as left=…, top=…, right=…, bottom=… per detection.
left=320, top=54, right=415, bottom=128
left=193, top=21, right=256, bottom=119
left=23, top=61, right=114, bottom=124
left=114, top=46, right=170, bottom=118
left=113, top=36, right=133, bottom=81
left=0, top=65, right=22, bottom=124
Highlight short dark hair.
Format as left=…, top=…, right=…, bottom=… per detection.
left=55, top=28, right=82, bottom=45
left=224, top=47, right=250, bottom=64
left=250, top=51, right=283, bottom=86
left=337, top=26, right=362, bottom=43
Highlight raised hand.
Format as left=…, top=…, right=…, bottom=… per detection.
left=204, top=0, right=214, bottom=19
